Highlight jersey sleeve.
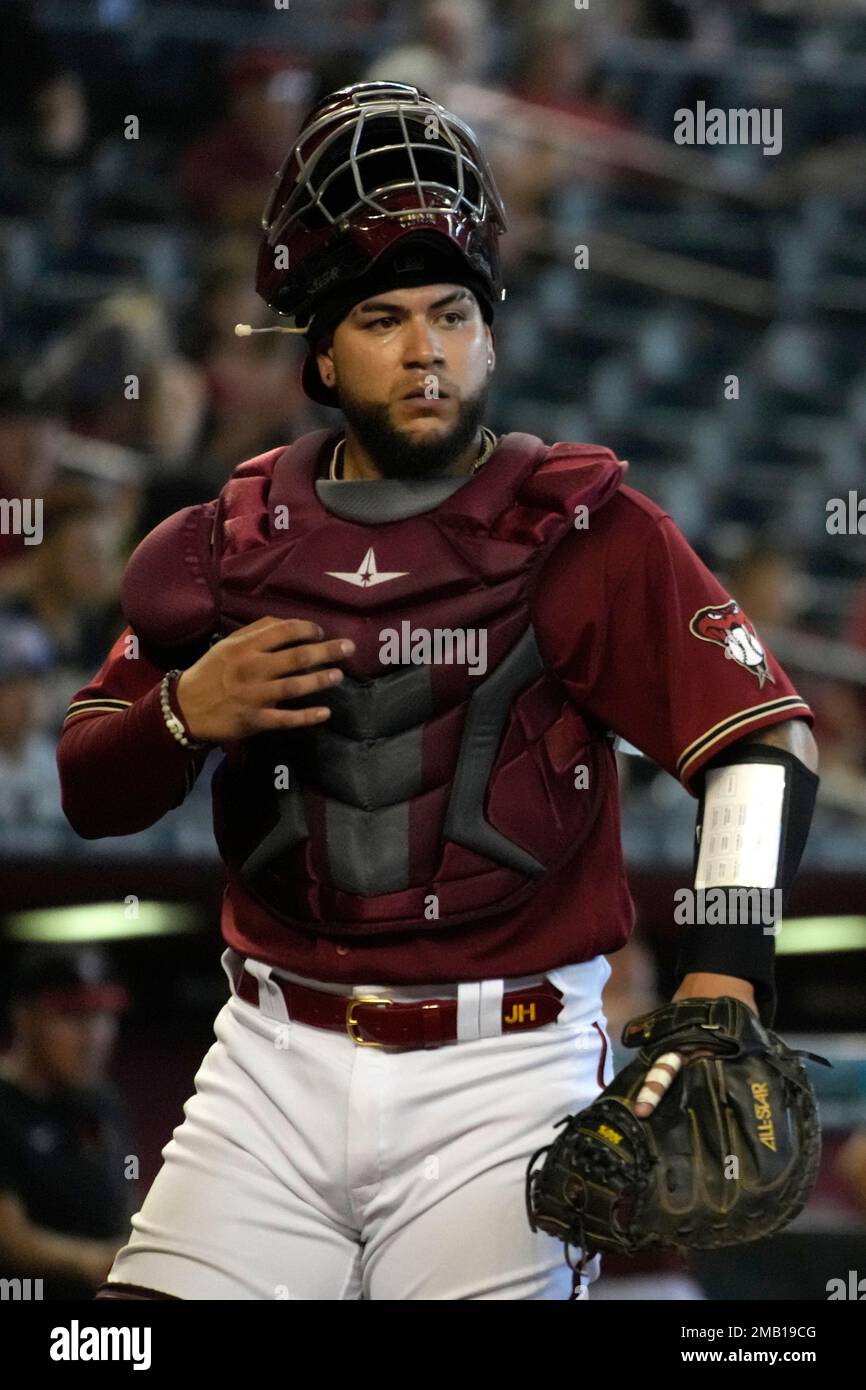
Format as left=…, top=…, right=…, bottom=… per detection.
left=56, top=625, right=213, bottom=838
left=534, top=507, right=813, bottom=795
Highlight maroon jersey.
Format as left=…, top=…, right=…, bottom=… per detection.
left=57, top=434, right=812, bottom=984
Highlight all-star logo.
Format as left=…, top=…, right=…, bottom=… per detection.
left=325, top=547, right=409, bottom=588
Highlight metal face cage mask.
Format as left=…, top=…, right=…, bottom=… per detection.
left=256, top=81, right=508, bottom=324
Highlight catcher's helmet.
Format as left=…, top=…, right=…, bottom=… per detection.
left=255, top=81, right=508, bottom=405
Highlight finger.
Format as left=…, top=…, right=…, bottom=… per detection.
left=632, top=1051, right=684, bottom=1119
left=272, top=667, right=347, bottom=700
left=246, top=618, right=327, bottom=650
left=258, top=637, right=354, bottom=677
left=250, top=704, right=332, bottom=731
left=240, top=667, right=342, bottom=713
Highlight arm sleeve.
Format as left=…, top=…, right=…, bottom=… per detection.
left=535, top=510, right=813, bottom=795
left=56, top=626, right=213, bottom=839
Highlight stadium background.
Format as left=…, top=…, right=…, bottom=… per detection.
left=0, top=0, right=865, bottom=1300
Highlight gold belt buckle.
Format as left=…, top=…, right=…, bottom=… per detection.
left=346, top=994, right=394, bottom=1046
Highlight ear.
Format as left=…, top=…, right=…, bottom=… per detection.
left=315, top=333, right=335, bottom=387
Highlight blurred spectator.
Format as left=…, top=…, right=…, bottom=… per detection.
left=848, top=583, right=866, bottom=712
left=488, top=16, right=640, bottom=271
left=0, top=363, right=64, bottom=501
left=0, top=616, right=62, bottom=840
left=779, top=136, right=866, bottom=206
left=0, top=496, right=122, bottom=731
left=364, top=0, right=490, bottom=95
left=0, top=1, right=63, bottom=136
left=621, top=0, right=693, bottom=40
left=493, top=0, right=692, bottom=41
left=30, top=72, right=90, bottom=166
left=178, top=49, right=317, bottom=230
left=35, top=291, right=207, bottom=470
left=0, top=619, right=69, bottom=856
left=509, top=16, right=633, bottom=129
left=178, top=242, right=316, bottom=486
left=0, top=945, right=134, bottom=1300
left=836, top=1128, right=866, bottom=1219
left=0, top=363, right=64, bottom=590
left=816, top=583, right=866, bottom=788
left=725, top=549, right=866, bottom=813
left=50, top=435, right=144, bottom=558
left=0, top=66, right=97, bottom=240
left=727, top=546, right=802, bottom=628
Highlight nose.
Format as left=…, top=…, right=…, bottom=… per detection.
left=401, top=314, right=446, bottom=370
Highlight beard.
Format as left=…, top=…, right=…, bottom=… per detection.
left=334, top=380, right=490, bottom=479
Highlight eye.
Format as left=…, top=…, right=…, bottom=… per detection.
left=439, top=311, right=466, bottom=326
left=365, top=316, right=397, bottom=330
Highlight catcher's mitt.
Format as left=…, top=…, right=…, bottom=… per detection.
left=525, top=996, right=829, bottom=1297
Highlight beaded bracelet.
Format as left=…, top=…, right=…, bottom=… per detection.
left=160, top=670, right=209, bottom=750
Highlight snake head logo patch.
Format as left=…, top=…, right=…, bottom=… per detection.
left=689, top=600, right=775, bottom=689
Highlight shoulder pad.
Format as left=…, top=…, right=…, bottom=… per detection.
left=121, top=501, right=219, bottom=649
left=521, top=441, right=627, bottom=517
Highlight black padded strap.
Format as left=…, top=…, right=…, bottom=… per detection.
left=676, top=744, right=819, bottom=1029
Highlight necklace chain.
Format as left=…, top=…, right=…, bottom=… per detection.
left=471, top=426, right=499, bottom=474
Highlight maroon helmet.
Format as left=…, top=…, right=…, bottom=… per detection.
left=255, top=81, right=508, bottom=405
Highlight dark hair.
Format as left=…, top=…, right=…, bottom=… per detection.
left=8, top=945, right=131, bottom=1013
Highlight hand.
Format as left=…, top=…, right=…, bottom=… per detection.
left=175, top=617, right=355, bottom=743
left=632, top=972, right=757, bottom=1120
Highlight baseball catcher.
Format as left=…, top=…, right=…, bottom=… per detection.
left=54, top=81, right=823, bottom=1302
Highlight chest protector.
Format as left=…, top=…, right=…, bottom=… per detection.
left=129, top=429, right=626, bottom=938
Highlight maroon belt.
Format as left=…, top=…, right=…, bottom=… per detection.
left=236, top=966, right=564, bottom=1049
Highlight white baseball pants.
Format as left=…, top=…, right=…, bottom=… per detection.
left=105, top=947, right=614, bottom=1300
